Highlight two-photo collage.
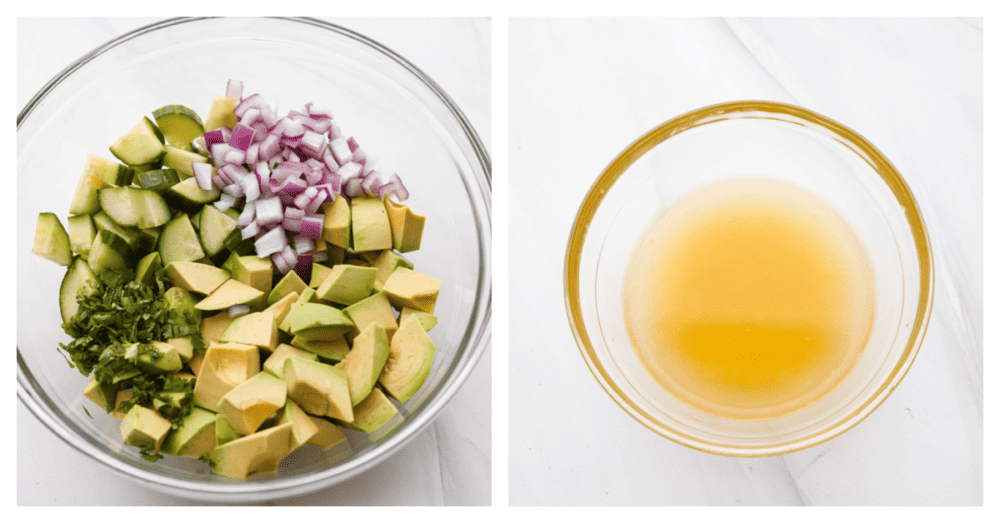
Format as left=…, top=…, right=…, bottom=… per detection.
left=17, top=16, right=983, bottom=508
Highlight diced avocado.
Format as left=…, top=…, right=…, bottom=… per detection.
left=304, top=415, right=346, bottom=449
left=290, top=335, right=350, bottom=363
left=83, top=375, right=116, bottom=413
left=33, top=213, right=72, bottom=266
left=283, top=357, right=353, bottom=422
left=165, top=336, right=195, bottom=362
left=225, top=253, right=273, bottom=304
left=164, top=286, right=202, bottom=325
left=120, top=405, right=172, bottom=454
left=69, top=172, right=108, bottom=215
left=350, top=196, right=392, bottom=252
left=195, top=279, right=264, bottom=310
left=309, top=263, right=331, bottom=289
left=283, top=302, right=353, bottom=340
left=162, top=407, right=217, bottom=458
left=295, top=286, right=321, bottom=305
left=204, top=96, right=239, bottom=132
left=378, top=315, right=436, bottom=403
left=125, top=341, right=183, bottom=375
left=263, top=343, right=318, bottom=379
left=383, top=199, right=425, bottom=253
left=218, top=372, right=287, bottom=436
left=211, top=422, right=293, bottom=479
left=321, top=197, right=352, bottom=249
left=281, top=399, right=320, bottom=450
left=335, top=323, right=390, bottom=406
left=187, top=352, right=205, bottom=375
left=316, top=264, right=378, bottom=306
left=344, top=388, right=399, bottom=433
left=220, top=311, right=278, bottom=351
left=343, top=292, right=399, bottom=341
left=268, top=270, right=307, bottom=306
left=371, top=250, right=414, bottom=283
left=199, top=312, right=234, bottom=346
left=399, top=307, right=438, bottom=332
left=193, top=341, right=260, bottom=411
left=263, top=291, right=299, bottom=328
left=215, top=413, right=240, bottom=446
left=383, top=267, right=441, bottom=313
left=326, top=244, right=347, bottom=266
left=112, top=389, right=133, bottom=420
left=134, top=251, right=162, bottom=287
left=165, top=261, right=230, bottom=295
left=67, top=214, right=97, bottom=259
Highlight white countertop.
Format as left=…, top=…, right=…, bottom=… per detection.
left=509, top=17, right=982, bottom=506
left=17, top=17, right=491, bottom=506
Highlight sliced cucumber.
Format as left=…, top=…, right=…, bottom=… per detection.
left=98, top=186, right=138, bottom=227
left=33, top=213, right=72, bottom=266
left=66, top=214, right=97, bottom=258
left=152, top=105, right=205, bottom=149
left=109, top=116, right=166, bottom=166
left=137, top=226, right=162, bottom=253
left=163, top=178, right=221, bottom=214
left=135, top=251, right=162, bottom=286
left=198, top=205, right=238, bottom=257
left=130, top=161, right=162, bottom=185
left=132, top=189, right=172, bottom=229
left=88, top=229, right=132, bottom=274
left=92, top=211, right=141, bottom=248
left=159, top=214, right=205, bottom=264
left=69, top=172, right=109, bottom=215
left=84, top=154, right=135, bottom=186
left=137, top=168, right=181, bottom=193
left=60, top=257, right=100, bottom=323
left=161, top=145, right=208, bottom=179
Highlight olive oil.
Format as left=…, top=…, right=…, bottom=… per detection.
left=623, top=178, right=875, bottom=420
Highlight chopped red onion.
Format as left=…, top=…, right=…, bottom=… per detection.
left=299, top=216, right=323, bottom=238
left=330, top=138, right=353, bottom=165
left=294, top=254, right=313, bottom=282
left=293, top=235, right=315, bottom=254
left=272, top=251, right=291, bottom=274
left=223, top=148, right=247, bottom=166
left=204, top=129, right=225, bottom=152
left=241, top=175, right=261, bottom=202
left=387, top=173, right=409, bottom=201
left=215, top=193, right=236, bottom=212
left=226, top=80, right=243, bottom=101
left=255, top=226, right=287, bottom=257
left=229, top=124, right=256, bottom=151
left=192, top=162, right=214, bottom=191
left=241, top=220, right=260, bottom=239
left=222, top=182, right=244, bottom=199
left=237, top=201, right=256, bottom=227
left=338, top=162, right=362, bottom=180
left=255, top=197, right=283, bottom=225
left=344, top=177, right=364, bottom=197
left=234, top=93, right=266, bottom=119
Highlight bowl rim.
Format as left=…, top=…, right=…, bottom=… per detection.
left=563, top=100, right=933, bottom=457
left=17, top=16, right=491, bottom=501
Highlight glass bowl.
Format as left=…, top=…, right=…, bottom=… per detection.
left=18, top=17, right=491, bottom=502
left=564, top=101, right=932, bottom=457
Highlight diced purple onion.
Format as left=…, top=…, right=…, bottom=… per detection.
left=229, top=124, right=256, bottom=152
left=255, top=197, right=283, bottom=225
left=226, top=79, right=243, bottom=100
left=255, top=226, right=287, bottom=257
left=192, top=162, right=214, bottom=191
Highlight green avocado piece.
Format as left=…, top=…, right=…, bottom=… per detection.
left=83, top=375, right=116, bottom=413
left=343, top=292, right=399, bottom=341
left=378, top=315, right=436, bottom=403
left=268, top=270, right=307, bottom=306
left=195, top=279, right=264, bottom=310
left=164, top=286, right=202, bottom=326
left=211, top=422, right=293, bottom=479
left=192, top=341, right=260, bottom=412
left=283, top=357, right=353, bottom=422
left=321, top=197, right=352, bottom=250
left=264, top=343, right=318, bottom=379
left=316, top=264, right=378, bottom=306
left=162, top=407, right=217, bottom=457
left=125, top=341, right=183, bottom=375
left=309, top=263, right=331, bottom=289
left=399, top=307, right=438, bottom=332
left=215, top=412, right=240, bottom=446
left=165, top=261, right=230, bottom=295
left=382, top=267, right=441, bottom=313
left=290, top=335, right=351, bottom=363
left=218, top=372, right=287, bottom=435
left=220, top=311, right=278, bottom=351
left=350, top=196, right=391, bottom=252
left=120, top=405, right=172, bottom=454
left=199, top=311, right=234, bottom=346
left=344, top=387, right=399, bottom=433
left=165, top=336, right=195, bottom=362
left=383, top=198, right=425, bottom=253
left=283, top=302, right=354, bottom=340
left=224, top=253, right=273, bottom=307
left=134, top=251, right=163, bottom=287
left=304, top=415, right=347, bottom=450
left=295, top=286, right=322, bottom=305
left=335, top=323, right=390, bottom=406
left=371, top=250, right=414, bottom=284
left=280, top=399, right=320, bottom=450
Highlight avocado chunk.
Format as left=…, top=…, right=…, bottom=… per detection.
left=399, top=307, right=438, bottom=332
left=210, top=422, right=293, bottom=479
left=304, top=415, right=347, bottom=449
left=195, top=279, right=264, bottom=310
left=83, top=375, right=116, bottom=413
left=264, top=343, right=318, bottom=379
left=290, top=335, right=351, bottom=362
left=378, top=315, right=436, bottom=403
left=220, top=311, right=279, bottom=351
left=268, top=270, right=307, bottom=306
left=112, top=389, right=133, bottom=420
left=165, top=261, right=230, bottom=295
left=165, top=336, right=195, bottom=362
left=280, top=399, right=320, bottom=450
left=263, top=291, right=299, bottom=327
left=371, top=250, right=414, bottom=283
left=162, top=407, right=217, bottom=458
left=309, top=263, right=331, bottom=289
left=218, top=372, right=287, bottom=435
left=335, top=323, right=390, bottom=406
left=343, top=292, right=399, bottom=341
left=164, top=286, right=202, bottom=325
left=199, top=311, right=235, bottom=346
left=283, top=302, right=353, bottom=340
left=321, top=197, right=352, bottom=249
left=383, top=199, right=425, bottom=253
left=224, top=253, right=273, bottom=306
left=215, top=412, right=240, bottom=446
left=125, top=341, right=183, bottom=375
left=383, top=267, right=441, bottom=313
left=344, top=388, right=399, bottom=433
left=120, top=405, right=172, bottom=454
left=294, top=286, right=322, bottom=305
left=193, top=341, right=260, bottom=411
left=316, top=264, right=378, bottom=306
left=283, top=357, right=354, bottom=422
left=350, top=196, right=392, bottom=252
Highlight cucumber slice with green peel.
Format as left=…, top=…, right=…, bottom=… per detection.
left=129, top=161, right=162, bottom=185
left=84, top=154, right=135, bottom=186
left=159, top=214, right=205, bottom=264
left=92, top=211, right=141, bottom=248
left=198, top=205, right=238, bottom=257
left=136, top=226, right=162, bottom=253
left=33, top=213, right=72, bottom=266
left=132, top=190, right=172, bottom=229
left=163, top=178, right=221, bottom=214
left=135, top=251, right=162, bottom=286
left=152, top=105, right=205, bottom=149
left=67, top=214, right=97, bottom=258
left=88, top=230, right=132, bottom=274
left=69, top=173, right=109, bottom=215
left=162, top=145, right=207, bottom=179
left=98, top=187, right=139, bottom=227
left=137, top=169, right=181, bottom=193
left=109, top=116, right=166, bottom=166
left=60, top=257, right=99, bottom=323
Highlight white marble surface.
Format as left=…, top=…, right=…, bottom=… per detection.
left=509, top=17, right=982, bottom=506
left=16, top=17, right=491, bottom=506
